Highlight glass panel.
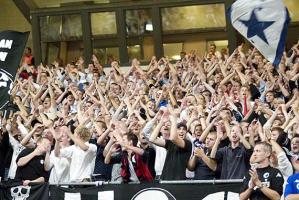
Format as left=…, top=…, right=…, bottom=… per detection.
left=62, top=15, right=82, bottom=40
left=183, top=40, right=207, bottom=57
left=207, top=40, right=228, bottom=52
left=143, top=36, right=154, bottom=61
left=48, top=44, right=60, bottom=64
left=41, top=42, right=60, bottom=64
left=126, top=9, right=153, bottom=35
left=93, top=47, right=119, bottom=65
left=164, top=40, right=228, bottom=61
left=40, top=16, right=62, bottom=41
left=163, top=43, right=183, bottom=61
left=41, top=41, right=84, bottom=65
left=33, top=0, right=109, bottom=8
left=206, top=40, right=228, bottom=59
left=66, top=41, right=84, bottom=63
left=127, top=36, right=154, bottom=62
left=162, top=4, right=226, bottom=31
left=128, top=45, right=142, bottom=60
left=284, top=0, right=299, bottom=22
left=91, top=12, right=117, bottom=36
left=40, top=15, right=82, bottom=41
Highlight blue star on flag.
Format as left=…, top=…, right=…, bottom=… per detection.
left=239, top=9, right=275, bottom=45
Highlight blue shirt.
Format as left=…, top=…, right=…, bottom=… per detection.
left=158, top=100, right=168, bottom=108
left=284, top=173, right=299, bottom=197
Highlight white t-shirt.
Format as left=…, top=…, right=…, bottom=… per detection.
left=60, top=142, right=97, bottom=182
left=8, top=135, right=25, bottom=179
left=49, top=151, right=70, bottom=184
left=277, top=152, right=293, bottom=200
left=154, top=143, right=167, bottom=176
left=44, top=107, right=57, bottom=120
left=142, top=120, right=167, bottom=176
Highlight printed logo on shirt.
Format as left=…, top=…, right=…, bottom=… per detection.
left=263, top=172, right=269, bottom=179
left=294, top=179, right=299, bottom=183
left=276, top=173, right=282, bottom=178
left=261, top=181, right=270, bottom=188
left=296, top=183, right=299, bottom=190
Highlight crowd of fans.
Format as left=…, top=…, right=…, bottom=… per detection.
left=1, top=42, right=299, bottom=199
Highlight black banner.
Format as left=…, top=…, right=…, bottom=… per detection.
left=49, top=182, right=242, bottom=200
left=0, top=182, right=242, bottom=200
left=0, top=30, right=29, bottom=110
left=0, top=181, right=49, bottom=200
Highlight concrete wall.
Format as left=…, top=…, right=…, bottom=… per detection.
left=0, top=0, right=32, bottom=49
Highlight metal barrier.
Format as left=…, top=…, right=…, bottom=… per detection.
left=160, top=179, right=243, bottom=184
left=49, top=179, right=244, bottom=186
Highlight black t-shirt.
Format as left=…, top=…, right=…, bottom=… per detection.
left=15, top=148, right=49, bottom=181
left=94, top=144, right=112, bottom=181
left=240, top=166, right=284, bottom=200
left=143, top=146, right=156, bottom=178
left=249, top=83, right=261, bottom=100
left=194, top=148, right=215, bottom=180
left=215, top=137, right=230, bottom=179
left=161, top=139, right=192, bottom=180
left=0, top=132, right=9, bottom=178
left=219, top=137, right=230, bottom=148
left=215, top=144, right=252, bottom=179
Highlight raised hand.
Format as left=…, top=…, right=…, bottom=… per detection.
left=194, top=147, right=205, bottom=158
left=53, top=127, right=63, bottom=141
left=249, top=168, right=262, bottom=188
left=110, top=143, right=121, bottom=153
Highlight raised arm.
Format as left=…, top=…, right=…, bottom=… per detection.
left=168, top=108, right=187, bottom=148
left=149, top=119, right=166, bottom=147
left=104, top=143, right=118, bottom=164
left=64, top=126, right=89, bottom=151
left=188, top=147, right=217, bottom=172
left=17, top=148, right=41, bottom=167
left=199, top=116, right=218, bottom=142
left=210, top=130, right=222, bottom=159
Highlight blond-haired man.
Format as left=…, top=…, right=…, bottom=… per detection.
left=54, top=126, right=97, bottom=182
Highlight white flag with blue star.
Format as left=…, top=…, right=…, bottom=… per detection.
left=228, top=0, right=290, bottom=67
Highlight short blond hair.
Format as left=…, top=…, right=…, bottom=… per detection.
left=75, top=126, right=91, bottom=142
